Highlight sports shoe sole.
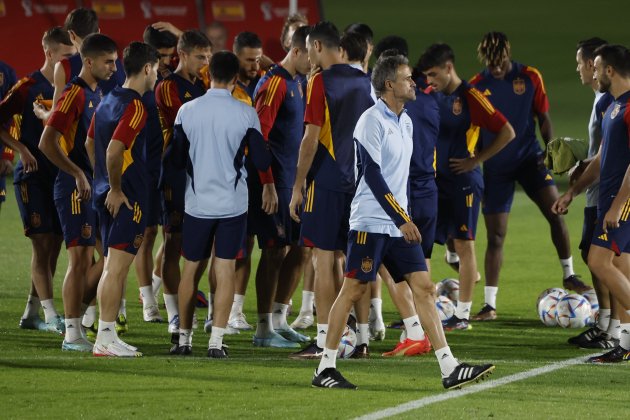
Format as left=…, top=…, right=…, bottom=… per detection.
left=446, top=365, right=495, bottom=390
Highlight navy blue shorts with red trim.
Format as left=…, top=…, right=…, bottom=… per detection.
left=435, top=176, right=482, bottom=244
left=249, top=187, right=300, bottom=248
left=345, top=230, right=427, bottom=283
left=181, top=212, right=247, bottom=261
left=409, top=188, right=437, bottom=259
left=579, top=206, right=598, bottom=252
left=161, top=173, right=185, bottom=233
left=591, top=203, right=630, bottom=256
left=55, top=191, right=97, bottom=248
left=97, top=199, right=147, bottom=257
left=299, top=183, right=351, bottom=251
left=14, top=177, right=62, bottom=236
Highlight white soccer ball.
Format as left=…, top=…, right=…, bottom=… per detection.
left=337, top=325, right=356, bottom=359
left=538, top=294, right=560, bottom=327
left=437, top=278, right=460, bottom=303
left=581, top=288, right=599, bottom=325
left=536, top=287, right=567, bottom=311
left=435, top=295, right=455, bottom=322
left=555, top=293, right=592, bottom=328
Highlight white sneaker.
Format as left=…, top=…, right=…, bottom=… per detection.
left=62, top=337, right=93, bottom=352
left=369, top=317, right=386, bottom=341
left=143, top=304, right=163, bottom=323
left=290, top=312, right=314, bottom=329
left=168, top=314, right=180, bottom=334
left=93, top=341, right=142, bottom=357
left=116, top=337, right=138, bottom=352
left=228, top=312, right=252, bottom=330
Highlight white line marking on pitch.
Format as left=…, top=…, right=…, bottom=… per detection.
left=355, top=354, right=598, bottom=420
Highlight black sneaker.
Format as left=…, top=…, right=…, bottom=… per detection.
left=442, top=363, right=495, bottom=389
left=312, top=368, right=357, bottom=389
left=568, top=326, right=603, bottom=346
left=443, top=316, right=472, bottom=331
left=388, top=319, right=404, bottom=329
left=471, top=304, right=497, bottom=321
left=586, top=345, right=630, bottom=363
left=350, top=343, right=369, bottom=359
left=579, top=334, right=619, bottom=350
left=170, top=345, right=192, bottom=355
left=170, top=332, right=179, bottom=345
left=563, top=274, right=592, bottom=294
left=207, top=345, right=229, bottom=359
left=288, top=342, right=323, bottom=360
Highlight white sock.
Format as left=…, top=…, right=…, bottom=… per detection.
left=207, top=293, right=214, bottom=319
left=140, top=286, right=158, bottom=308
left=118, top=299, right=127, bottom=317
left=560, top=257, right=574, bottom=278
left=300, top=291, right=314, bottom=314
left=619, top=323, right=630, bottom=350
left=484, top=286, right=498, bottom=309
left=178, top=329, right=192, bottom=347
left=357, top=323, right=370, bottom=346
left=272, top=302, right=290, bottom=330
left=152, top=273, right=162, bottom=294
left=597, top=308, right=611, bottom=331
left=164, top=293, right=179, bottom=323
left=608, top=318, right=621, bottom=339
left=370, top=298, right=383, bottom=319
left=446, top=250, right=459, bottom=264
left=82, top=305, right=97, bottom=327
left=403, top=315, right=425, bottom=340
left=316, top=323, right=328, bottom=348
left=316, top=347, right=338, bottom=374
left=40, top=299, right=58, bottom=322
left=209, top=326, right=225, bottom=349
left=65, top=317, right=83, bottom=342
left=435, top=346, right=460, bottom=378
left=97, top=320, right=117, bottom=345
left=256, top=313, right=273, bottom=337
left=22, top=294, right=40, bottom=319
left=232, top=294, right=245, bottom=314
left=455, top=301, right=472, bottom=320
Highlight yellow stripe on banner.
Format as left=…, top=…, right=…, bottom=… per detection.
left=265, top=77, right=281, bottom=107
left=59, top=85, right=80, bottom=114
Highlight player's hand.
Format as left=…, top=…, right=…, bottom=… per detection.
left=75, top=171, right=91, bottom=202
left=105, top=188, right=132, bottom=218
left=551, top=191, right=574, bottom=215
left=289, top=186, right=304, bottom=223
left=151, top=21, right=183, bottom=37
left=602, top=203, right=623, bottom=233
left=0, top=159, right=12, bottom=176
left=568, top=161, right=586, bottom=186
left=32, top=101, right=51, bottom=122
left=262, top=183, right=278, bottom=215
left=399, top=221, right=421, bottom=244
left=20, top=149, right=38, bottom=173
left=259, top=55, right=274, bottom=72
left=449, top=157, right=479, bottom=174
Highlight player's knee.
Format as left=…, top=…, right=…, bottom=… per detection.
left=342, top=280, right=367, bottom=302
left=486, top=230, right=506, bottom=249
left=587, top=250, right=607, bottom=276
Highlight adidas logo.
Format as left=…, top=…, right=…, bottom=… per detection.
left=102, top=328, right=111, bottom=332
left=412, top=322, right=420, bottom=327
left=441, top=354, right=448, bottom=360
left=388, top=128, right=394, bottom=135
left=274, top=310, right=282, bottom=314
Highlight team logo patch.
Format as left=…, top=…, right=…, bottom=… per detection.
left=133, top=234, right=144, bottom=249
left=459, top=224, right=468, bottom=232
left=30, top=213, right=41, bottom=228
left=81, top=224, right=92, bottom=239
left=598, top=233, right=608, bottom=241
left=545, top=174, right=553, bottom=181
left=452, top=97, right=463, bottom=115
left=170, top=211, right=182, bottom=227
left=513, top=78, right=526, bottom=95
left=611, top=104, right=621, bottom=119
left=361, top=257, right=373, bottom=273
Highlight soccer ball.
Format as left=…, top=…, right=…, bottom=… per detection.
left=435, top=295, right=455, bottom=322
left=555, top=294, right=592, bottom=328
left=437, top=278, right=460, bottom=303
left=538, top=294, right=560, bottom=327
left=536, top=287, right=567, bottom=310
left=337, top=325, right=356, bottom=359
left=581, top=288, right=599, bottom=324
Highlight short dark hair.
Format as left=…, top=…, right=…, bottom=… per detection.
left=143, top=25, right=178, bottom=50
left=417, top=43, right=455, bottom=71
left=372, top=54, right=409, bottom=97
left=123, top=42, right=159, bottom=76
left=373, top=35, right=408, bottom=60
left=577, top=37, right=608, bottom=61
left=344, top=23, right=374, bottom=44
left=210, top=51, right=240, bottom=83
left=178, top=30, right=212, bottom=54
left=281, top=13, right=308, bottom=51
left=64, top=8, right=98, bottom=39
left=291, top=25, right=311, bottom=51
left=308, top=21, right=340, bottom=49
left=80, top=33, right=117, bottom=59
left=477, top=32, right=510, bottom=65
left=43, top=26, right=73, bottom=49
left=594, top=44, right=630, bottom=78
left=233, top=31, right=262, bottom=54
left=340, top=32, right=367, bottom=63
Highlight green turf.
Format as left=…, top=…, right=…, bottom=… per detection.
left=2, top=1, right=630, bottom=418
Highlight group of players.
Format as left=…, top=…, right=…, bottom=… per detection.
left=2, top=6, right=630, bottom=390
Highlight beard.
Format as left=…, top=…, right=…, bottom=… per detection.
left=597, top=75, right=611, bottom=93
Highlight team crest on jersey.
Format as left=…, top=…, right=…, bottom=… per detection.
left=611, top=104, right=621, bottom=119
left=452, top=97, right=463, bottom=115
left=361, top=257, right=373, bottom=273
left=81, top=224, right=92, bottom=239
left=513, top=78, right=526, bottom=95
left=30, top=213, right=41, bottom=228
left=133, top=234, right=144, bottom=249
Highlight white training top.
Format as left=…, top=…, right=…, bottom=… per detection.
left=585, top=90, right=604, bottom=208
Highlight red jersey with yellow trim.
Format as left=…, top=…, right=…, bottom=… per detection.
left=305, top=64, right=374, bottom=193
left=470, top=61, right=548, bottom=168
left=90, top=86, right=148, bottom=208
left=433, top=80, right=507, bottom=182
left=47, top=76, right=101, bottom=199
